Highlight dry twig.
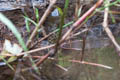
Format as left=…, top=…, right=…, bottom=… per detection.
left=102, top=0, right=120, bottom=54
left=69, top=60, right=112, bottom=69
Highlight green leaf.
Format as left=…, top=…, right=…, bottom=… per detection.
left=78, top=6, right=82, bottom=17
left=24, top=16, right=37, bottom=26
left=56, top=6, right=63, bottom=16
left=35, top=8, right=39, bottom=23
left=0, top=13, right=28, bottom=51
left=25, top=17, right=30, bottom=32
left=110, top=12, right=116, bottom=23
left=7, top=56, right=17, bottom=63
left=0, top=51, right=15, bottom=71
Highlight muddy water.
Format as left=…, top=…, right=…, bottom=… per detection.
left=59, top=38, right=120, bottom=80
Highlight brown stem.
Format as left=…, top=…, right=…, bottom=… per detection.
left=80, top=36, right=86, bottom=61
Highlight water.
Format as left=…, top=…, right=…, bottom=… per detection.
left=59, top=38, right=120, bottom=80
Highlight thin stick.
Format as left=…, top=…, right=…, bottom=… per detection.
left=36, top=52, right=50, bottom=66
left=17, top=44, right=55, bottom=56
left=69, top=60, right=112, bottom=69
left=30, top=31, right=55, bottom=49
left=55, top=64, right=68, bottom=71
left=80, top=36, right=86, bottom=61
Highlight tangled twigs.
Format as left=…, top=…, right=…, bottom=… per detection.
left=103, top=0, right=120, bottom=55
left=26, top=0, right=57, bottom=47
left=0, top=0, right=104, bottom=66
left=36, top=0, right=104, bottom=66
left=61, top=0, right=103, bottom=42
